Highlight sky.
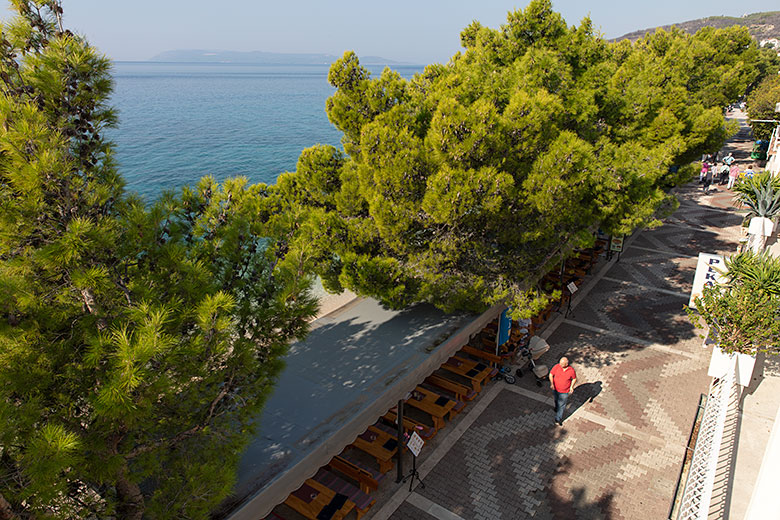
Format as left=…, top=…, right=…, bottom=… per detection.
left=2, top=0, right=779, bottom=64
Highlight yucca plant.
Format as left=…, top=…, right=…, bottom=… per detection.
left=734, top=173, right=780, bottom=218
left=734, top=174, right=780, bottom=252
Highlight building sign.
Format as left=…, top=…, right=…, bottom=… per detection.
left=567, top=282, right=578, bottom=294
left=689, top=253, right=726, bottom=308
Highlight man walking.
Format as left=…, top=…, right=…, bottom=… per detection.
left=549, top=357, right=577, bottom=426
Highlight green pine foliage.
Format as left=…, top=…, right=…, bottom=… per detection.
left=278, top=0, right=764, bottom=318
left=747, top=73, right=780, bottom=140
left=0, top=2, right=316, bottom=518
left=0, top=1, right=774, bottom=517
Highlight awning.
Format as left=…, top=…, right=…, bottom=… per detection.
left=220, top=297, right=503, bottom=519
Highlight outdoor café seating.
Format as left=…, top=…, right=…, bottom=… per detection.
left=283, top=478, right=356, bottom=520
left=382, top=409, right=437, bottom=440
left=331, top=452, right=386, bottom=493
left=418, top=382, right=467, bottom=417
left=425, top=374, right=477, bottom=401
left=440, top=355, right=497, bottom=392
left=350, top=425, right=398, bottom=474
left=312, top=467, right=376, bottom=519
left=404, top=386, right=458, bottom=430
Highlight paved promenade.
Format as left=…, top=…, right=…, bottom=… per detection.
left=365, top=183, right=745, bottom=519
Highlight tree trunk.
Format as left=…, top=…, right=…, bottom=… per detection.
left=116, top=467, right=144, bottom=520
left=0, top=493, right=16, bottom=520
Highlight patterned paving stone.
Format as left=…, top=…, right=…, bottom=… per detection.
left=415, top=390, right=685, bottom=520
left=514, top=323, right=710, bottom=446
left=662, top=205, right=744, bottom=233
left=564, top=278, right=696, bottom=346
left=607, top=247, right=697, bottom=294
left=631, top=226, right=737, bottom=256
left=387, top=500, right=438, bottom=520
left=674, top=181, right=742, bottom=212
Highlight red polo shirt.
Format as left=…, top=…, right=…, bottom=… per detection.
left=550, top=364, right=576, bottom=393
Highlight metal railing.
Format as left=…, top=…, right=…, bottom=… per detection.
left=668, top=394, right=708, bottom=520
left=676, top=359, right=740, bottom=520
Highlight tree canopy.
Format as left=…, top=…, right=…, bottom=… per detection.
left=0, top=1, right=773, bottom=518
left=0, top=2, right=316, bottom=518
left=747, top=73, right=780, bottom=140
left=276, top=0, right=763, bottom=317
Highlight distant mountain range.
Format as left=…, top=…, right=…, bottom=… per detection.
left=149, top=49, right=406, bottom=66
left=615, top=11, right=780, bottom=42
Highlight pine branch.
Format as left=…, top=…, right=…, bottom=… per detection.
left=124, top=377, right=234, bottom=460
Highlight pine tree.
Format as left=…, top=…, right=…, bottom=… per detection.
left=0, top=2, right=317, bottom=518
left=282, top=0, right=767, bottom=318
left=747, top=73, right=780, bottom=140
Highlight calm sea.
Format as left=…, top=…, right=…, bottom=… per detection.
left=108, top=62, right=424, bottom=200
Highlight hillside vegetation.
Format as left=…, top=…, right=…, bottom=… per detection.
left=617, top=11, right=780, bottom=42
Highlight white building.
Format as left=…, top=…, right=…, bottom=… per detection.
left=759, top=38, right=779, bottom=49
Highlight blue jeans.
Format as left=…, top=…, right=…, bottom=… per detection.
left=554, top=390, right=569, bottom=423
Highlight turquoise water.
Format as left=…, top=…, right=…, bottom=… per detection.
left=108, top=62, right=424, bottom=199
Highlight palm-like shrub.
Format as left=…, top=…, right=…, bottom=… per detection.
left=724, top=250, right=780, bottom=294
left=734, top=173, right=780, bottom=218
left=734, top=173, right=780, bottom=252
left=687, top=251, right=780, bottom=355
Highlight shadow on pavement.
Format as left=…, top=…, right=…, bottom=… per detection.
left=406, top=390, right=640, bottom=520
left=564, top=382, right=603, bottom=421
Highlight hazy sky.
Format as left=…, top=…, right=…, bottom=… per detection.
left=3, top=0, right=779, bottom=63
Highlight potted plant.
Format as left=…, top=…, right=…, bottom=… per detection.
left=687, top=251, right=780, bottom=384
left=733, top=173, right=780, bottom=252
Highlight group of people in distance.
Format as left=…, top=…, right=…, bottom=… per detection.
left=699, top=152, right=754, bottom=194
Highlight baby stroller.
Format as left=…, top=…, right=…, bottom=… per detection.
left=515, top=336, right=550, bottom=387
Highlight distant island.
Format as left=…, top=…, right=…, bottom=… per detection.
left=614, top=11, right=780, bottom=42
left=149, top=49, right=409, bottom=66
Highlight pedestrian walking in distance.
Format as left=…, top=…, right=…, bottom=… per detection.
left=549, top=357, right=577, bottom=426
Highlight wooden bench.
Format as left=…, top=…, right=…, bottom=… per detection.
left=382, top=410, right=437, bottom=440
left=313, top=468, right=376, bottom=519
left=460, top=345, right=503, bottom=365
left=480, top=336, right=497, bottom=350
left=284, top=479, right=355, bottom=520
left=425, top=374, right=477, bottom=401
left=329, top=455, right=384, bottom=494
left=371, top=419, right=400, bottom=437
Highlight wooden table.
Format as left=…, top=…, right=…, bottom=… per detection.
left=405, top=386, right=457, bottom=430
left=350, top=426, right=398, bottom=474
left=382, top=410, right=436, bottom=440
left=284, top=478, right=356, bottom=520
left=440, top=356, right=494, bottom=392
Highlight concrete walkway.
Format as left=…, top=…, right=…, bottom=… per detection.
left=361, top=112, right=778, bottom=520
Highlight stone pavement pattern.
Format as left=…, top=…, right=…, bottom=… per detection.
left=374, top=183, right=742, bottom=520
